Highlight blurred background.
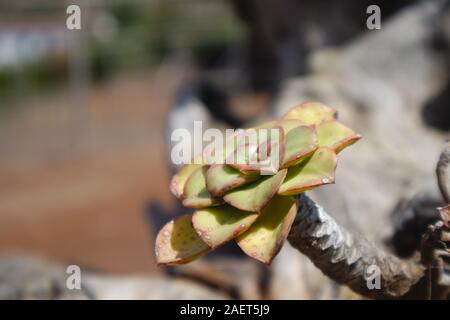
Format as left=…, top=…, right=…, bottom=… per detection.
left=0, top=0, right=449, bottom=299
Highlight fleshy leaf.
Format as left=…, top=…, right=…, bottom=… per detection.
left=226, top=128, right=260, bottom=173
left=203, top=130, right=242, bottom=165
left=282, top=125, right=318, bottom=168
left=278, top=148, right=337, bottom=195
left=255, top=120, right=278, bottom=129
left=236, top=196, right=298, bottom=264
left=183, top=166, right=223, bottom=208
left=317, top=120, right=361, bottom=153
left=227, top=142, right=260, bottom=174
left=224, top=169, right=287, bottom=212
left=229, top=126, right=285, bottom=175
left=282, top=101, right=337, bottom=125
left=206, top=164, right=259, bottom=197
left=170, top=164, right=203, bottom=199
left=278, top=119, right=304, bottom=134
left=155, top=215, right=210, bottom=266
left=255, top=125, right=285, bottom=175
left=192, top=205, right=258, bottom=248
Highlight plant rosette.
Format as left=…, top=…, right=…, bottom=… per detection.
left=156, top=102, right=361, bottom=265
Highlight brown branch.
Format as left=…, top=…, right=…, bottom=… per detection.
left=436, top=142, right=450, bottom=204
left=285, top=143, right=450, bottom=299
left=287, top=194, right=426, bottom=299
left=420, top=221, right=450, bottom=299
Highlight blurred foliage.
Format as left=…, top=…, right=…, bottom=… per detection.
left=96, top=2, right=245, bottom=69
left=0, top=1, right=246, bottom=99
left=26, top=55, right=68, bottom=89
left=0, top=69, right=15, bottom=97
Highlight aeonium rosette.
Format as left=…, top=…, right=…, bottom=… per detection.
left=156, top=102, right=361, bottom=265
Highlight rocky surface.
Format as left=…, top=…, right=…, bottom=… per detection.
left=267, top=0, right=450, bottom=299
left=274, top=0, right=449, bottom=240
left=0, top=255, right=228, bottom=300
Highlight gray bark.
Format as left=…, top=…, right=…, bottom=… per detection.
left=288, top=194, right=426, bottom=299
left=436, top=142, right=450, bottom=204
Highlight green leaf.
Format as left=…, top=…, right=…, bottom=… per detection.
left=278, top=119, right=304, bottom=134
left=205, top=164, right=259, bottom=197
left=229, top=126, right=285, bottom=175
left=317, top=120, right=361, bottom=153
left=255, top=120, right=278, bottom=129
left=236, top=196, right=298, bottom=264
left=226, top=129, right=260, bottom=173
left=282, top=125, right=318, bottom=168
left=203, top=131, right=242, bottom=165
left=278, top=148, right=337, bottom=195
left=224, top=169, right=287, bottom=212
left=170, top=164, right=203, bottom=199
left=226, top=142, right=260, bottom=174
left=160, top=102, right=361, bottom=267
left=282, top=101, right=337, bottom=125
left=155, top=214, right=210, bottom=266
left=192, top=205, right=258, bottom=248
left=183, top=166, right=223, bottom=208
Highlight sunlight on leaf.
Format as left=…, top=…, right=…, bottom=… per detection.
left=278, top=119, right=304, bottom=134
left=155, top=215, right=210, bottom=266
left=183, top=166, right=223, bottom=208
left=317, top=120, right=361, bottom=153
left=236, top=196, right=298, bottom=264
left=278, top=148, right=337, bottom=195
left=282, top=101, right=337, bottom=125
left=192, top=205, right=258, bottom=248
left=224, top=169, right=287, bottom=212
left=170, top=164, right=203, bottom=199
left=282, top=125, right=318, bottom=168
left=206, top=164, right=259, bottom=197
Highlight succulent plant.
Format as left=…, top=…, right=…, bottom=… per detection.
left=155, top=102, right=361, bottom=265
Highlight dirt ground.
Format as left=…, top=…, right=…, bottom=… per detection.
left=0, top=68, right=183, bottom=274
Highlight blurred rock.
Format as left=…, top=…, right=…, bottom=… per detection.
left=230, top=0, right=415, bottom=92
left=0, top=255, right=228, bottom=300
left=269, top=244, right=322, bottom=299
left=274, top=0, right=449, bottom=240
left=270, top=0, right=450, bottom=299
left=389, top=190, right=443, bottom=258
left=84, top=275, right=227, bottom=300
left=0, top=255, right=88, bottom=300
left=168, top=257, right=264, bottom=300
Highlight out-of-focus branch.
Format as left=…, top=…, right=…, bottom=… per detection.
left=287, top=194, right=426, bottom=299
left=286, top=138, right=450, bottom=300
left=436, top=142, right=450, bottom=204
left=421, top=219, right=450, bottom=299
